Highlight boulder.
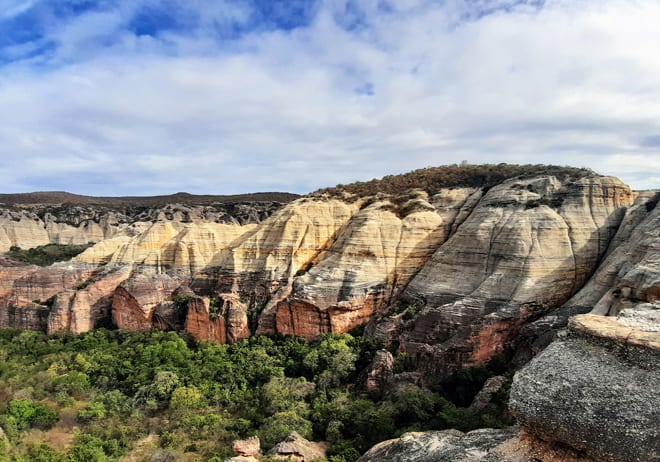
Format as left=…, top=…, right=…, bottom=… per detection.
left=232, top=436, right=260, bottom=457
left=357, top=428, right=516, bottom=462
left=509, top=314, right=660, bottom=462
left=267, top=432, right=325, bottom=461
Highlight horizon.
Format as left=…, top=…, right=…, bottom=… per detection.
left=1, top=0, right=659, bottom=194
left=2, top=163, right=657, bottom=198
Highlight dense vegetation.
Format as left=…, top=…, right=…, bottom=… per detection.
left=6, top=244, right=93, bottom=267
left=314, top=163, right=592, bottom=198
left=0, top=329, right=512, bottom=461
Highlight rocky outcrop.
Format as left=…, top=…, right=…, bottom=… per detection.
left=270, top=189, right=480, bottom=338
left=184, top=295, right=250, bottom=344
left=0, top=257, right=38, bottom=299
left=0, top=213, right=52, bottom=251
left=80, top=222, right=255, bottom=277
left=194, top=199, right=357, bottom=299
left=231, top=436, right=260, bottom=458
left=47, top=265, right=133, bottom=333
left=509, top=313, right=660, bottom=462
left=469, top=375, right=507, bottom=412
left=361, top=349, right=394, bottom=394
left=0, top=196, right=287, bottom=333
left=564, top=191, right=659, bottom=316
left=390, top=175, right=632, bottom=382
left=0, top=171, right=645, bottom=352
left=112, top=274, right=181, bottom=331
left=267, top=432, right=326, bottom=461
left=357, top=428, right=517, bottom=462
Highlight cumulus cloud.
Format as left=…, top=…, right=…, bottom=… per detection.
left=0, top=0, right=658, bottom=195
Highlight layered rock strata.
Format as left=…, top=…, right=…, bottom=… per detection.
left=389, top=176, right=632, bottom=381
left=0, top=198, right=286, bottom=333
left=272, top=189, right=481, bottom=338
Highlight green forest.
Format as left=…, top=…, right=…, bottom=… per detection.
left=0, top=328, right=512, bottom=461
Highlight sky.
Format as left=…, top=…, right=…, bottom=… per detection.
left=0, top=0, right=659, bottom=196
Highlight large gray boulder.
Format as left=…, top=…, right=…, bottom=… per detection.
left=509, top=314, right=660, bottom=462
left=357, top=428, right=516, bottom=462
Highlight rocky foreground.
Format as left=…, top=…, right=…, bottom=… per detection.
left=0, top=165, right=658, bottom=461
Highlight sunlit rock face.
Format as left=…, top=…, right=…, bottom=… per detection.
left=0, top=171, right=653, bottom=366
left=564, top=191, right=660, bottom=316
left=387, top=176, right=633, bottom=382
left=0, top=199, right=285, bottom=335
left=269, top=190, right=480, bottom=339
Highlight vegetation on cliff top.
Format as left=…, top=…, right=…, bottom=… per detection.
left=6, top=243, right=93, bottom=266
left=0, top=329, right=512, bottom=461
left=314, top=163, right=593, bottom=198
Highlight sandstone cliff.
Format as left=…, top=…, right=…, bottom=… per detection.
left=0, top=196, right=288, bottom=333
left=383, top=175, right=632, bottom=381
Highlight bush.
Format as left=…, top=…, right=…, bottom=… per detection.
left=26, top=443, right=61, bottom=462
left=77, top=402, right=106, bottom=422
left=6, top=243, right=93, bottom=266
left=258, top=411, right=313, bottom=450
left=170, top=386, right=205, bottom=410
left=314, top=163, right=592, bottom=199
left=3, top=399, right=58, bottom=431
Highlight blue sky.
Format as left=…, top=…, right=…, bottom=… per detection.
left=0, top=0, right=659, bottom=195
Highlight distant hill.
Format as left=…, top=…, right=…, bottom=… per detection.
left=0, top=191, right=300, bottom=207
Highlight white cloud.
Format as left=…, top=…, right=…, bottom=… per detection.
left=0, top=0, right=659, bottom=195
left=0, top=0, right=36, bottom=19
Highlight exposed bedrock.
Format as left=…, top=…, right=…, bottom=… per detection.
left=509, top=314, right=660, bottom=462
left=0, top=261, right=97, bottom=331
left=386, top=175, right=632, bottom=381
left=111, top=273, right=182, bottom=331
left=564, top=191, right=660, bottom=316
left=192, top=199, right=360, bottom=332
left=357, top=428, right=517, bottom=462
left=268, top=189, right=481, bottom=337
left=184, top=294, right=250, bottom=344
left=47, top=265, right=133, bottom=334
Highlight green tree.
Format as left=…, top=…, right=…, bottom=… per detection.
left=258, top=411, right=313, bottom=450
left=170, top=386, right=205, bottom=410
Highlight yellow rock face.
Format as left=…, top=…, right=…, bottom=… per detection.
left=0, top=216, right=50, bottom=251
left=405, top=176, right=633, bottom=308
left=76, top=222, right=256, bottom=277
left=207, top=199, right=358, bottom=279
left=570, top=314, right=660, bottom=350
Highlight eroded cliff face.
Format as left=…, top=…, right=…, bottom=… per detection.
left=0, top=171, right=648, bottom=360
left=0, top=199, right=285, bottom=334
left=386, top=175, right=633, bottom=382
left=565, top=191, right=660, bottom=315
left=270, top=189, right=481, bottom=339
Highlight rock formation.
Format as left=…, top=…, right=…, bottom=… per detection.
left=509, top=313, right=660, bottom=462
left=390, top=175, right=633, bottom=382
left=267, top=431, right=326, bottom=462
left=361, top=349, right=395, bottom=394
left=1, top=166, right=659, bottom=462
left=357, top=428, right=517, bottom=462
left=229, top=436, right=260, bottom=461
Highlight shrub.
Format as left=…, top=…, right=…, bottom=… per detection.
left=3, top=399, right=58, bottom=431
left=6, top=243, right=93, bottom=266
left=258, top=411, right=313, bottom=450
left=170, top=386, right=205, bottom=410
